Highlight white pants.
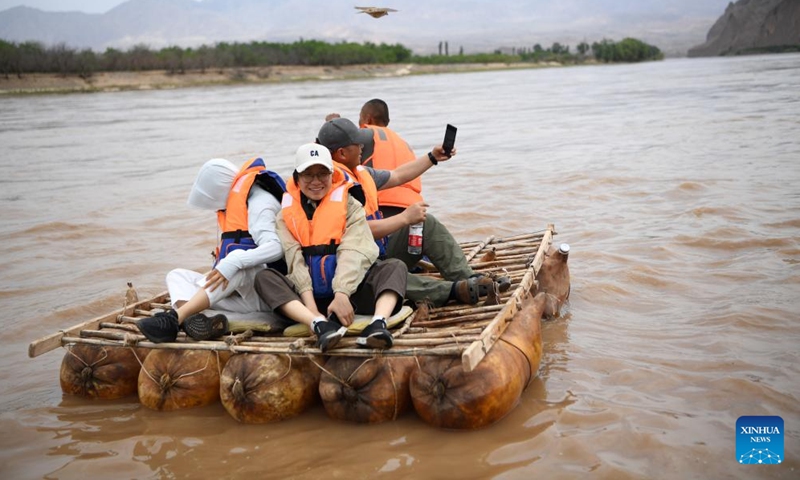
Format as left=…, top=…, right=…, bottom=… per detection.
left=166, top=267, right=268, bottom=314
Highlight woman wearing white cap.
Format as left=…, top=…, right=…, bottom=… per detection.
left=255, top=143, right=407, bottom=352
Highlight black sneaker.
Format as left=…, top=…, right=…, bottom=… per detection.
left=356, top=318, right=393, bottom=349
left=183, top=312, right=229, bottom=341
left=313, top=316, right=347, bottom=353
left=137, top=309, right=180, bottom=343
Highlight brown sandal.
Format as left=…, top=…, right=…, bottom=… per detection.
left=453, top=276, right=494, bottom=304
left=474, top=274, right=511, bottom=295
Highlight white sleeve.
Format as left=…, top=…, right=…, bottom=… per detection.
left=214, top=186, right=283, bottom=280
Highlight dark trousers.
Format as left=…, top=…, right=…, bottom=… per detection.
left=255, top=258, right=407, bottom=317
left=384, top=212, right=475, bottom=282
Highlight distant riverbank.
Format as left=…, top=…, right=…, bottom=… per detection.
left=0, top=62, right=569, bottom=95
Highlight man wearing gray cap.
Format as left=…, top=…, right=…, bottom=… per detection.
left=317, top=117, right=507, bottom=306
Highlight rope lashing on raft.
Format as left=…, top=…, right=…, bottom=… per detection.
left=62, top=345, right=110, bottom=392
left=524, top=255, right=537, bottom=269
left=498, top=336, right=533, bottom=386
left=310, top=355, right=401, bottom=420
left=115, top=283, right=141, bottom=323
left=129, top=346, right=213, bottom=390
left=387, top=358, right=399, bottom=420
left=122, top=333, right=139, bottom=347
left=346, top=357, right=376, bottom=385
left=309, top=355, right=379, bottom=388
left=117, top=296, right=132, bottom=323
left=116, top=304, right=127, bottom=323
left=413, top=300, right=432, bottom=323
left=413, top=354, right=422, bottom=372
left=450, top=331, right=461, bottom=347
left=225, top=330, right=254, bottom=352
left=308, top=356, right=343, bottom=385
left=231, top=354, right=293, bottom=403
left=436, top=357, right=463, bottom=401
left=62, top=344, right=109, bottom=368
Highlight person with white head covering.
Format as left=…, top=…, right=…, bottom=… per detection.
left=186, top=158, right=239, bottom=210
left=137, top=157, right=287, bottom=343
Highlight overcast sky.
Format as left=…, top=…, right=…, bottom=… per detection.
left=0, top=0, right=732, bottom=55
left=0, top=0, right=734, bottom=16
left=0, top=0, right=129, bottom=13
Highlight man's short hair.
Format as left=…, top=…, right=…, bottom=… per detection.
left=361, top=98, right=390, bottom=125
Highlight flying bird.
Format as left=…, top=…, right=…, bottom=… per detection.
left=355, top=6, right=398, bottom=18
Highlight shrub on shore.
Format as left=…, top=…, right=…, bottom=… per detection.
left=0, top=37, right=663, bottom=78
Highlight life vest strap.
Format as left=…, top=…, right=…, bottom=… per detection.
left=301, top=241, right=338, bottom=258
left=221, top=229, right=252, bottom=242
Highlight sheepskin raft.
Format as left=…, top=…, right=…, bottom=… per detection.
left=138, top=349, right=231, bottom=411
left=60, top=344, right=150, bottom=399
left=29, top=224, right=569, bottom=429
left=220, top=353, right=321, bottom=423
left=319, top=356, right=416, bottom=424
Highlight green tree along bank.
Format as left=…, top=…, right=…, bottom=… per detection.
left=0, top=37, right=662, bottom=78
left=590, top=38, right=664, bottom=63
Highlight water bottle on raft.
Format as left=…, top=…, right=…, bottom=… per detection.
left=408, top=222, right=423, bottom=255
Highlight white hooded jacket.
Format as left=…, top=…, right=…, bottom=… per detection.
left=188, top=158, right=283, bottom=281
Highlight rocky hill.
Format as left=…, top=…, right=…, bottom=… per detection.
left=688, top=0, right=800, bottom=56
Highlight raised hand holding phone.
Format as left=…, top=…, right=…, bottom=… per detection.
left=442, top=124, right=457, bottom=157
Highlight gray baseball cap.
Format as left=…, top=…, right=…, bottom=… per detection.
left=317, top=117, right=373, bottom=151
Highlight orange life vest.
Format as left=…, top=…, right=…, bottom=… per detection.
left=214, top=157, right=286, bottom=267
left=281, top=169, right=354, bottom=298
left=335, top=163, right=388, bottom=256
left=361, top=125, right=423, bottom=208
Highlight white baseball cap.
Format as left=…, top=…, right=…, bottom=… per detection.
left=294, top=143, right=334, bottom=173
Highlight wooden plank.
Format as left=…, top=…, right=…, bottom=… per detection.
left=528, top=226, right=553, bottom=275
left=78, top=328, right=476, bottom=349
left=98, top=322, right=141, bottom=332
left=460, top=225, right=554, bottom=371
left=403, top=327, right=484, bottom=338
left=413, top=311, right=499, bottom=327
left=469, top=257, right=539, bottom=269
left=490, top=240, right=543, bottom=251
left=427, top=303, right=504, bottom=319
left=28, top=291, right=168, bottom=358
left=494, top=231, right=546, bottom=242
left=463, top=235, right=495, bottom=262
left=31, top=226, right=558, bottom=369
left=59, top=336, right=467, bottom=358
left=461, top=299, right=519, bottom=372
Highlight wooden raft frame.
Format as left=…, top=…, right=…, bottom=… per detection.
left=29, top=225, right=555, bottom=372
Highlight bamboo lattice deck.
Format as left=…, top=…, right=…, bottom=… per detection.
left=29, top=225, right=555, bottom=372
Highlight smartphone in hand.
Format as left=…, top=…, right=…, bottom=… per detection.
left=443, top=124, right=457, bottom=156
